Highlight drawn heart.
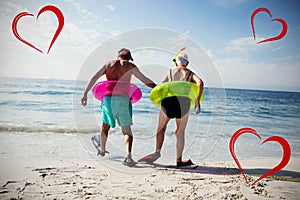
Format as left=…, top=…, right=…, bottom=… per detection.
left=12, top=5, right=64, bottom=54
left=250, top=7, right=288, bottom=44
left=229, top=127, right=291, bottom=185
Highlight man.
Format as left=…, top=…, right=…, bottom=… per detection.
left=81, top=48, right=156, bottom=167
left=140, top=53, right=204, bottom=167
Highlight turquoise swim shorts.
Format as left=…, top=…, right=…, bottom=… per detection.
left=101, top=96, right=133, bottom=128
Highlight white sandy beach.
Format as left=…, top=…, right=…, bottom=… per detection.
left=0, top=131, right=300, bottom=199
left=0, top=156, right=299, bottom=200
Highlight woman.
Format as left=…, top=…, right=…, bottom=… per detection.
left=140, top=53, right=204, bottom=168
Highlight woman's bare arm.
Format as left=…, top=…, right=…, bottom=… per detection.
left=192, top=74, right=204, bottom=114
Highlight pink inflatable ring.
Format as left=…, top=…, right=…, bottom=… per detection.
left=92, top=81, right=142, bottom=104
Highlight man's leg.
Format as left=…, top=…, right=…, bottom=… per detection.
left=100, top=123, right=110, bottom=154
left=121, top=125, right=137, bottom=166
left=155, top=109, right=170, bottom=152
left=121, top=125, right=134, bottom=162
left=175, top=113, right=189, bottom=163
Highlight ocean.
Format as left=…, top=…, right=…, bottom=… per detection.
left=0, top=77, right=299, bottom=165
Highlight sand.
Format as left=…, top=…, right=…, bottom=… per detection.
left=0, top=157, right=299, bottom=200
left=0, top=131, right=299, bottom=199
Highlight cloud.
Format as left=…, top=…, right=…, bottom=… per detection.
left=224, top=37, right=254, bottom=52
left=164, top=32, right=190, bottom=48
left=1, top=0, right=23, bottom=12
left=61, top=23, right=95, bottom=47
left=214, top=56, right=300, bottom=91
left=64, top=0, right=98, bottom=19
left=271, top=47, right=284, bottom=52
left=223, top=36, right=269, bottom=52
left=105, top=4, right=115, bottom=11
left=201, top=47, right=213, bottom=59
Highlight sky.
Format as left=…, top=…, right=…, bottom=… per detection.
left=0, top=0, right=299, bottom=91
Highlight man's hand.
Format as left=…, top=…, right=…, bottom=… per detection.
left=81, top=94, right=87, bottom=106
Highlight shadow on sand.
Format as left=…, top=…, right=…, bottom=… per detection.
left=108, top=156, right=300, bottom=181
left=156, top=164, right=300, bottom=181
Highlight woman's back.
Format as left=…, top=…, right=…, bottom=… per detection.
left=169, top=67, right=193, bottom=82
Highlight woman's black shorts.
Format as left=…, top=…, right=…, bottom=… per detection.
left=161, top=96, right=191, bottom=119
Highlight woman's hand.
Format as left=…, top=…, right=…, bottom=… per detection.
left=195, top=101, right=201, bottom=114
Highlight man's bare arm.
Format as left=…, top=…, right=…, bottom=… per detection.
left=81, top=64, right=107, bottom=106
left=132, top=67, right=156, bottom=88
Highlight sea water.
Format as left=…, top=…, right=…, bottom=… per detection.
left=0, top=77, right=299, bottom=163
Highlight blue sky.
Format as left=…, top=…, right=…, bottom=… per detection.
left=0, top=0, right=299, bottom=91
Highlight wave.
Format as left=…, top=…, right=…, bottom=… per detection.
left=0, top=124, right=100, bottom=134
left=7, top=90, right=74, bottom=96
left=0, top=124, right=223, bottom=138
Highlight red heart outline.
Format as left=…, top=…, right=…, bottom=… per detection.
left=12, top=5, right=64, bottom=54
left=250, top=7, right=288, bottom=44
left=229, top=127, right=291, bottom=185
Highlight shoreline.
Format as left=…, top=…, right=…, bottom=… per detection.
left=1, top=157, right=299, bottom=199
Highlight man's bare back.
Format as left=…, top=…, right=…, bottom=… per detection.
left=105, top=60, right=136, bottom=82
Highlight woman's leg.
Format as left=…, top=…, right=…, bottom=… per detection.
left=155, top=109, right=170, bottom=152
left=175, top=113, right=189, bottom=163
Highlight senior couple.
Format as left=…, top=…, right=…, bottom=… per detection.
left=81, top=48, right=204, bottom=167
